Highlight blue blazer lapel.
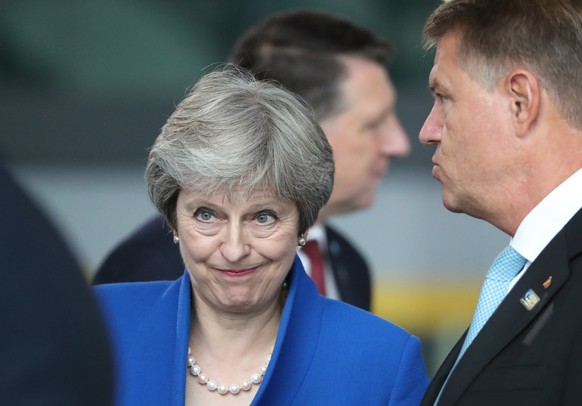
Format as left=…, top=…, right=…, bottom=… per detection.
left=440, top=229, right=572, bottom=405
left=253, top=256, right=323, bottom=405
left=172, top=274, right=193, bottom=404
left=123, top=274, right=192, bottom=406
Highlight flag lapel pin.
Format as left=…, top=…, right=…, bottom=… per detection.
left=520, top=289, right=540, bottom=311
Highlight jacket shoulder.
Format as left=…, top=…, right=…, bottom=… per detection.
left=93, top=281, right=173, bottom=332
left=321, top=298, right=413, bottom=342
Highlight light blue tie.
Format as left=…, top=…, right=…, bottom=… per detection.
left=458, top=245, right=527, bottom=358
left=434, top=246, right=526, bottom=405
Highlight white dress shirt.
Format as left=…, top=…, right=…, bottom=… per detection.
left=509, top=168, right=582, bottom=290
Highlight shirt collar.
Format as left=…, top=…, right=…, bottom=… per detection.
left=512, top=168, right=582, bottom=263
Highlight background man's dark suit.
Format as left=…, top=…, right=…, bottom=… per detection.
left=422, top=208, right=582, bottom=406
left=0, top=162, right=113, bottom=405
left=93, top=214, right=372, bottom=310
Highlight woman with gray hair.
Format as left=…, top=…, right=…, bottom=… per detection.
left=94, top=66, right=428, bottom=406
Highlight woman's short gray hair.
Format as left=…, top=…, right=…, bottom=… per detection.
left=145, top=65, right=334, bottom=234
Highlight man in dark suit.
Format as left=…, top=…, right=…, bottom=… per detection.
left=94, top=10, right=410, bottom=311
left=418, top=0, right=582, bottom=404
left=0, top=161, right=114, bottom=405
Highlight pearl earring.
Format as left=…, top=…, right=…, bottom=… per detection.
left=173, top=235, right=180, bottom=244
left=298, top=235, right=307, bottom=246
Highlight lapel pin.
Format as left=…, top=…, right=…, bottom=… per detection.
left=543, top=276, right=553, bottom=289
left=520, top=289, right=540, bottom=311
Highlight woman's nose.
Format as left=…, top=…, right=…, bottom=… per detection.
left=220, top=225, right=250, bottom=263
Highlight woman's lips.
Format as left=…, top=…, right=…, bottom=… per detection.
left=217, top=267, right=258, bottom=277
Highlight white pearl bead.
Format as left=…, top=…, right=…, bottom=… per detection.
left=207, top=380, right=218, bottom=391
left=241, top=381, right=252, bottom=391
left=229, top=384, right=241, bottom=395
left=218, top=385, right=228, bottom=395
left=187, top=356, right=195, bottom=367
left=189, top=364, right=201, bottom=376
left=251, top=373, right=262, bottom=384
left=260, top=365, right=267, bottom=375
left=198, top=373, right=208, bottom=384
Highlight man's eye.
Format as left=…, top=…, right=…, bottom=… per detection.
left=436, top=93, right=448, bottom=102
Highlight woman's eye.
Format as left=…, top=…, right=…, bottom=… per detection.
left=255, top=211, right=276, bottom=225
left=194, top=208, right=215, bottom=222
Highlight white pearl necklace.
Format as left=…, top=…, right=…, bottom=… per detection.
left=187, top=347, right=271, bottom=395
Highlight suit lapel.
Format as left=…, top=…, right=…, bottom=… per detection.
left=124, top=275, right=191, bottom=406
left=253, top=257, right=324, bottom=405
left=439, top=229, right=572, bottom=404
left=421, top=331, right=466, bottom=404
left=325, top=225, right=368, bottom=309
left=325, top=226, right=349, bottom=297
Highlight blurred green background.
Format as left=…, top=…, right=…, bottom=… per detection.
left=1, top=0, right=438, bottom=165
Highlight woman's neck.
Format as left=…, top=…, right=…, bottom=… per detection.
left=185, top=291, right=283, bottom=406
left=189, top=290, right=282, bottom=361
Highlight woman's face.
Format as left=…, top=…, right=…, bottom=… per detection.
left=175, top=188, right=300, bottom=315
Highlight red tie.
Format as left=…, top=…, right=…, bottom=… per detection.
left=302, top=240, right=326, bottom=295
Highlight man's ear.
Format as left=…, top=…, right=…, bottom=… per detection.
left=506, top=69, right=540, bottom=137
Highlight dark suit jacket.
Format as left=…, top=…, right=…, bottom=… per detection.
left=325, top=224, right=371, bottom=310
left=93, top=215, right=182, bottom=284
left=422, top=208, right=582, bottom=406
left=0, top=162, right=113, bottom=405
left=93, top=214, right=372, bottom=310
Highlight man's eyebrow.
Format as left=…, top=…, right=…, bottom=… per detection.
left=429, top=75, right=451, bottom=97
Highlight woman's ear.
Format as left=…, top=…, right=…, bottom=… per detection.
left=506, top=69, right=540, bottom=137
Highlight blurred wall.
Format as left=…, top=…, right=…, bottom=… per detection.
left=1, top=0, right=510, bottom=376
